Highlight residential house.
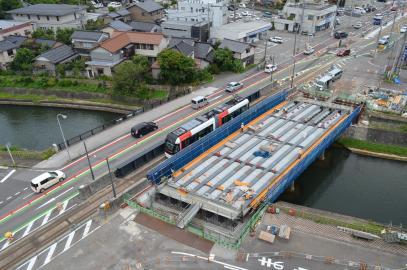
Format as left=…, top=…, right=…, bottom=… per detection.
left=273, top=1, right=337, bottom=34
left=34, top=44, right=79, bottom=75
left=7, top=4, right=86, bottom=31
left=34, top=38, right=61, bottom=49
left=0, top=20, right=33, bottom=40
left=152, top=37, right=214, bottom=78
left=166, top=0, right=226, bottom=27
left=71, top=30, right=109, bottom=57
left=103, top=9, right=131, bottom=23
left=219, top=38, right=255, bottom=67
left=129, top=21, right=161, bottom=33
left=3, top=35, right=27, bottom=48
left=0, top=40, right=18, bottom=69
left=85, top=31, right=167, bottom=78
left=127, top=0, right=164, bottom=23
left=102, top=21, right=132, bottom=36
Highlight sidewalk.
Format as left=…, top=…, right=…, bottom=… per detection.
left=34, top=68, right=260, bottom=170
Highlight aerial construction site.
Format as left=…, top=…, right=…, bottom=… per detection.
left=140, top=92, right=361, bottom=244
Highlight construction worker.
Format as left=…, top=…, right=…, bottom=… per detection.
left=4, top=232, right=13, bottom=242
left=241, top=123, right=245, bottom=132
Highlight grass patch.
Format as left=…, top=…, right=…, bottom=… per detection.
left=337, top=138, right=407, bottom=157
left=0, top=145, right=56, bottom=160
left=0, top=75, right=109, bottom=94
left=279, top=206, right=384, bottom=235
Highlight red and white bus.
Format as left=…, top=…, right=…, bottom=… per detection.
left=164, top=96, right=249, bottom=157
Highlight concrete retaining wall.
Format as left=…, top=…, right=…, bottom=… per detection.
left=77, top=172, right=117, bottom=201
left=343, top=126, right=407, bottom=147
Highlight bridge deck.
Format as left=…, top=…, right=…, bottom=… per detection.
left=159, top=100, right=353, bottom=220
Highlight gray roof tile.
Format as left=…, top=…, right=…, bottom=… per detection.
left=129, top=0, right=163, bottom=13
left=4, top=35, right=27, bottom=47
left=7, top=4, right=84, bottom=17
left=109, top=20, right=132, bottom=31
left=129, top=21, right=159, bottom=32
left=36, top=44, right=78, bottom=64
left=71, top=30, right=106, bottom=42
left=219, top=38, right=252, bottom=54
left=194, top=42, right=213, bottom=60
left=0, top=40, right=18, bottom=52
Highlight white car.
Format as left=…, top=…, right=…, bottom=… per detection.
left=303, top=46, right=315, bottom=55
left=241, top=11, right=249, bottom=16
left=239, top=3, right=246, bottom=8
left=353, top=21, right=363, bottom=29
left=226, top=81, right=244, bottom=93
left=354, top=7, right=366, bottom=14
left=264, top=64, right=277, bottom=73
left=31, top=170, right=66, bottom=193
left=107, top=1, right=122, bottom=9
left=228, top=14, right=235, bottom=19
left=400, top=26, right=407, bottom=33
left=90, top=1, right=104, bottom=8
left=269, top=36, right=283, bottom=43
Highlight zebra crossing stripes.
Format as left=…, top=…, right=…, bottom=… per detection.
left=0, top=195, right=78, bottom=252
left=16, top=219, right=100, bottom=270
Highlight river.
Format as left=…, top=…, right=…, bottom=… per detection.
left=281, top=147, right=407, bottom=226
left=0, top=105, right=122, bottom=151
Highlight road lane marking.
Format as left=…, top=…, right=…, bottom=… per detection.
left=22, top=220, right=35, bottom=237
left=82, top=219, right=92, bottom=239
left=22, top=192, right=35, bottom=200
left=43, top=242, right=57, bottom=265
left=63, top=231, right=75, bottom=252
left=25, top=256, right=37, bottom=270
left=14, top=191, right=21, bottom=196
left=60, top=200, right=69, bottom=214
left=41, top=211, right=52, bottom=226
left=1, top=239, right=10, bottom=251
left=6, top=196, right=12, bottom=200
left=36, top=187, right=73, bottom=210
left=0, top=169, right=15, bottom=183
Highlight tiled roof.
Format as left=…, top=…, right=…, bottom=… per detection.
left=7, top=4, right=84, bottom=16
left=219, top=38, right=252, bottom=54
left=34, top=38, right=58, bottom=48
left=194, top=42, right=213, bottom=60
left=36, top=44, right=78, bottom=64
left=172, top=41, right=194, bottom=56
left=129, top=0, right=163, bottom=13
left=0, top=40, right=18, bottom=52
left=71, top=30, right=106, bottom=42
left=100, top=31, right=164, bottom=53
left=129, top=21, right=159, bottom=32
left=3, top=35, right=27, bottom=47
left=108, top=21, right=132, bottom=31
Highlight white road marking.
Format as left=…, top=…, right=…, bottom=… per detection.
left=22, top=220, right=35, bottom=237
left=26, top=256, right=37, bottom=270
left=36, top=187, right=73, bottom=210
left=60, top=200, right=69, bottom=214
left=22, top=192, right=35, bottom=200
left=43, top=242, right=57, bottom=265
left=82, top=219, right=92, bottom=239
left=172, top=251, right=248, bottom=270
left=41, top=211, right=52, bottom=226
left=63, top=231, right=75, bottom=252
left=24, top=187, right=28, bottom=190
left=209, top=95, right=222, bottom=102
left=0, top=201, right=2, bottom=205
left=1, top=239, right=10, bottom=251
left=0, top=169, right=16, bottom=183
left=14, top=191, right=21, bottom=196
left=0, top=166, right=8, bottom=169
left=6, top=196, right=12, bottom=200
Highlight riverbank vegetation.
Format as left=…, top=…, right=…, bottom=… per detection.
left=337, top=138, right=407, bottom=157
left=0, top=144, right=56, bottom=161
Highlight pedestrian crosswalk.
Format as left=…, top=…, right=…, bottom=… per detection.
left=0, top=194, right=78, bottom=252
left=15, top=219, right=100, bottom=270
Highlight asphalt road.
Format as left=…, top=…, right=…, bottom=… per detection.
left=1, top=2, right=404, bottom=260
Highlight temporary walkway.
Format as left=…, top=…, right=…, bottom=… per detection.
left=157, top=99, right=358, bottom=221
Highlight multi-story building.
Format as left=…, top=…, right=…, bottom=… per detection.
left=85, top=31, right=168, bottom=77
left=274, top=1, right=337, bottom=34
left=7, top=4, right=86, bottom=31
left=166, top=0, right=226, bottom=28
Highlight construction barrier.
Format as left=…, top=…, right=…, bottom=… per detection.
left=147, top=90, right=288, bottom=184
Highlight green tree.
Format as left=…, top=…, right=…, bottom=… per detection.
left=56, top=28, right=75, bottom=45
left=10, top=48, right=35, bottom=74
left=85, top=18, right=105, bottom=30
left=158, top=49, right=196, bottom=85
left=32, top=28, right=55, bottom=40
left=213, top=48, right=244, bottom=73
left=0, top=0, right=21, bottom=19
left=21, top=39, right=50, bottom=56
left=112, top=59, right=150, bottom=96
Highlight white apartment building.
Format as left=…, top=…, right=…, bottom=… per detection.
left=7, top=4, right=86, bottom=31
left=274, top=1, right=337, bottom=34
left=166, top=0, right=226, bottom=28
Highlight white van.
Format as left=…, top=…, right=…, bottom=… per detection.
left=328, top=66, right=343, bottom=81
left=191, top=96, right=209, bottom=109
left=30, top=170, right=66, bottom=193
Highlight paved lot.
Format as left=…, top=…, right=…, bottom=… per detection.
left=33, top=206, right=407, bottom=270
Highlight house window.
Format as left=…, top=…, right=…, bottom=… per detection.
left=141, top=44, right=147, bottom=50
left=308, top=15, right=313, bottom=20
left=142, top=12, right=145, bottom=16
left=27, top=15, right=31, bottom=19
left=148, top=44, right=154, bottom=50
left=191, top=7, right=193, bottom=12
left=135, top=43, right=140, bottom=49
left=83, top=42, right=92, bottom=49
left=37, top=15, right=40, bottom=20
left=97, top=68, right=104, bottom=75
left=46, top=16, right=49, bottom=21
left=7, top=49, right=14, bottom=57
left=245, top=48, right=250, bottom=53
left=181, top=7, right=185, bottom=10
left=74, top=13, right=77, bottom=19
left=56, top=16, right=60, bottom=21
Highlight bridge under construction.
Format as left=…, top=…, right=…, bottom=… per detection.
left=144, top=91, right=361, bottom=241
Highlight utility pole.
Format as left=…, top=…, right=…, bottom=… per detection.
left=290, top=0, right=305, bottom=89
left=385, top=8, right=399, bottom=78
left=83, top=141, right=95, bottom=181
left=330, top=0, right=340, bottom=37
left=106, top=158, right=116, bottom=198
left=264, top=34, right=268, bottom=66
left=207, top=3, right=210, bottom=38
left=5, top=143, right=15, bottom=167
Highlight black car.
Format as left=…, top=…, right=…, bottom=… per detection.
left=334, top=31, right=348, bottom=39
left=131, top=122, right=158, bottom=138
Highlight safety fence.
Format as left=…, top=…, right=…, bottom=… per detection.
left=265, top=105, right=362, bottom=203
left=124, top=195, right=268, bottom=250
left=147, top=89, right=288, bottom=184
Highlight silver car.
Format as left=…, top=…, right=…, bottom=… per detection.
left=226, top=82, right=243, bottom=93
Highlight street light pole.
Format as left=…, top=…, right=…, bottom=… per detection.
left=56, top=113, right=71, bottom=161
left=106, top=157, right=116, bottom=198
left=291, top=25, right=298, bottom=89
